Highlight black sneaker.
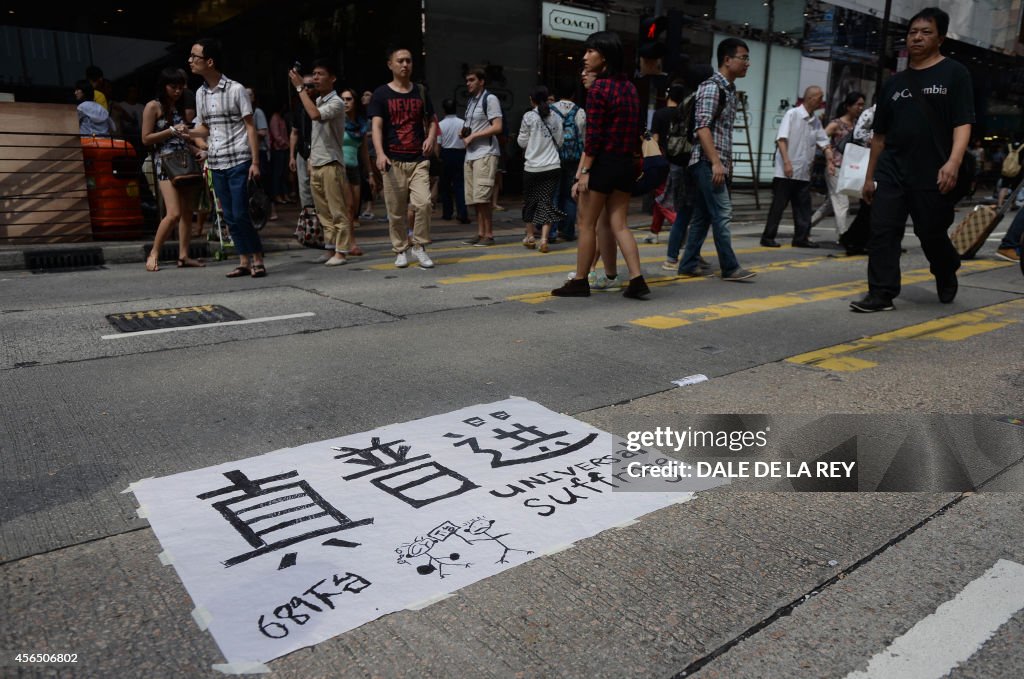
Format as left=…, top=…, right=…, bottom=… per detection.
left=622, top=275, right=651, bottom=299
left=760, top=239, right=782, bottom=248
left=850, top=294, right=894, bottom=313
left=462, top=235, right=482, bottom=245
left=551, top=277, right=590, bottom=297
left=936, top=274, right=958, bottom=304
left=792, top=239, right=820, bottom=249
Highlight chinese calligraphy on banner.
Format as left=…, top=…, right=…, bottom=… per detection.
left=130, top=398, right=691, bottom=666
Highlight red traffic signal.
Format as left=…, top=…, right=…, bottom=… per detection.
left=639, top=16, right=668, bottom=59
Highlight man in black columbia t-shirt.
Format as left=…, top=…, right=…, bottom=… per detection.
left=851, top=7, right=974, bottom=313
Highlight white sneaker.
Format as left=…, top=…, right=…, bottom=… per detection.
left=395, top=251, right=409, bottom=268
left=359, top=211, right=375, bottom=221
left=324, top=254, right=348, bottom=266
left=642, top=232, right=659, bottom=244
left=315, top=251, right=334, bottom=263
left=588, top=271, right=622, bottom=291
left=411, top=245, right=434, bottom=269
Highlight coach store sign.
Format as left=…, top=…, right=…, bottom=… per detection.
left=541, top=2, right=605, bottom=41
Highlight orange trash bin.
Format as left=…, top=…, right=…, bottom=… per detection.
left=81, top=137, right=144, bottom=240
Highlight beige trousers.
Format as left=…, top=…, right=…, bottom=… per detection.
left=382, top=159, right=431, bottom=252
left=310, top=162, right=352, bottom=252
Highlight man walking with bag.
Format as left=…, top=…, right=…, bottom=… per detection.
left=851, top=7, right=974, bottom=312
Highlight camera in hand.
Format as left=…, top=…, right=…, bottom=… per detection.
left=460, top=126, right=472, bottom=139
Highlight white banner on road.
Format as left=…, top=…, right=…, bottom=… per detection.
left=131, top=398, right=690, bottom=666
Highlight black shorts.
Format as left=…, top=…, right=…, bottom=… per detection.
left=588, top=152, right=634, bottom=195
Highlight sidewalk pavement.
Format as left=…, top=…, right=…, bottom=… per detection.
left=1, top=188, right=996, bottom=272
left=0, top=190, right=773, bottom=272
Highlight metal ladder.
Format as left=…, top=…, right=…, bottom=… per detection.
left=731, top=91, right=761, bottom=209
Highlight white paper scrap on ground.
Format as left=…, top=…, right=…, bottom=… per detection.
left=131, top=397, right=691, bottom=665
left=672, top=374, right=709, bottom=387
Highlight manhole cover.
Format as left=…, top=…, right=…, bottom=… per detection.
left=106, top=305, right=244, bottom=333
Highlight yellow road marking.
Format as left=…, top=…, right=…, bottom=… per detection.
left=630, top=260, right=1010, bottom=329
left=787, top=298, right=1024, bottom=372
left=508, top=256, right=836, bottom=304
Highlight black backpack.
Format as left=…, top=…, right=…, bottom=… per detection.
left=664, top=80, right=727, bottom=163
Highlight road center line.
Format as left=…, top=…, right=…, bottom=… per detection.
left=844, top=559, right=1024, bottom=679
left=100, top=312, right=316, bottom=339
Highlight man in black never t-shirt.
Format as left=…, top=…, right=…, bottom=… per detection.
left=369, top=47, right=438, bottom=269
left=851, top=7, right=974, bottom=312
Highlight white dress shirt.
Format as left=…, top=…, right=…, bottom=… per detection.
left=773, top=105, right=829, bottom=181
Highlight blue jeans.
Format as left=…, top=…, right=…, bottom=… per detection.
left=664, top=163, right=692, bottom=261
left=553, top=160, right=579, bottom=240
left=211, top=161, right=263, bottom=255
left=1000, top=205, right=1024, bottom=250
left=679, top=161, right=739, bottom=275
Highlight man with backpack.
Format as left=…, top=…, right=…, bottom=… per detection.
left=461, top=68, right=503, bottom=247
left=551, top=87, right=586, bottom=242
left=676, top=38, right=755, bottom=281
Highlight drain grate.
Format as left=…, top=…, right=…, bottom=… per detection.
left=24, top=248, right=105, bottom=271
left=106, top=304, right=244, bottom=333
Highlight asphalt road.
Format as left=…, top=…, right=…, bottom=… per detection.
left=2, top=211, right=1023, bottom=678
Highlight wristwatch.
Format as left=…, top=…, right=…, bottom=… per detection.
left=580, top=167, right=591, bottom=175
left=295, top=86, right=304, bottom=94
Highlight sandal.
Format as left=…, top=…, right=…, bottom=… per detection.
left=225, top=266, right=251, bottom=278
left=177, top=257, right=205, bottom=268
left=145, top=254, right=160, bottom=272
left=348, top=245, right=364, bottom=256
left=250, top=263, right=267, bottom=278
left=538, top=239, right=549, bottom=253
left=523, top=236, right=536, bottom=249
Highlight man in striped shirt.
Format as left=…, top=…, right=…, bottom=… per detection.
left=676, top=38, right=755, bottom=282
left=186, top=38, right=267, bottom=278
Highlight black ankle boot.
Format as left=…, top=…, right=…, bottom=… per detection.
left=551, top=277, right=591, bottom=297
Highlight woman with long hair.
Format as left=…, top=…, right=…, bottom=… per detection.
left=811, top=90, right=865, bottom=239
left=551, top=31, right=648, bottom=299
left=518, top=86, right=565, bottom=252
left=141, top=67, right=203, bottom=271
left=340, top=87, right=373, bottom=255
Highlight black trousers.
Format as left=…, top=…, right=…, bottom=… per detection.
left=840, top=200, right=871, bottom=251
left=762, top=177, right=812, bottom=242
left=867, top=182, right=960, bottom=301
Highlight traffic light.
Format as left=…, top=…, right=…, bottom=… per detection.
left=639, top=15, right=668, bottom=60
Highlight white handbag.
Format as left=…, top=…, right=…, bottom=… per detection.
left=837, top=143, right=869, bottom=198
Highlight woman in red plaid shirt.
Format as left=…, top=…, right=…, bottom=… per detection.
left=552, top=31, right=649, bottom=299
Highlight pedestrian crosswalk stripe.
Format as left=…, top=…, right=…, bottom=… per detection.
left=787, top=298, right=1024, bottom=372
left=629, top=260, right=1010, bottom=330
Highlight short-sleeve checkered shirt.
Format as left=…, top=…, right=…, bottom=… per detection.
left=689, top=72, right=737, bottom=170
left=195, top=75, right=253, bottom=171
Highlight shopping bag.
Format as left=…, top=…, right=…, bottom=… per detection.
left=837, top=144, right=868, bottom=198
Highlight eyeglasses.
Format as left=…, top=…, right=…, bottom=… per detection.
left=729, top=54, right=751, bottom=62
left=188, top=53, right=208, bottom=61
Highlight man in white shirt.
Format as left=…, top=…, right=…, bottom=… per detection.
left=437, top=98, right=469, bottom=224
left=460, top=68, right=503, bottom=246
left=760, top=86, right=832, bottom=248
